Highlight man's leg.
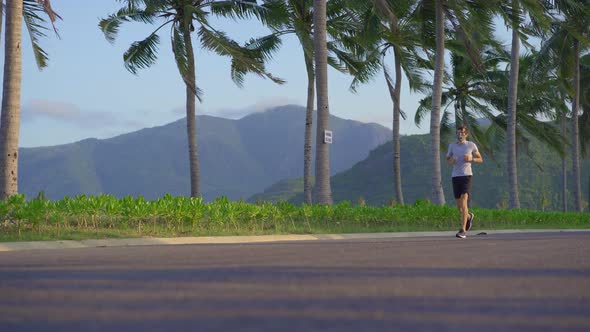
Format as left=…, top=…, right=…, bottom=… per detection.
left=459, top=193, right=469, bottom=231
left=455, top=198, right=463, bottom=227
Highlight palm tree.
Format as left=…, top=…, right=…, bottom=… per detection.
left=539, top=0, right=590, bottom=212
left=101, top=0, right=283, bottom=198
left=0, top=0, right=60, bottom=200
left=350, top=0, right=428, bottom=205
left=579, top=52, right=590, bottom=211
left=429, top=0, right=446, bottom=205
left=532, top=43, right=576, bottom=212
left=496, top=0, right=551, bottom=209
left=259, top=0, right=363, bottom=205
left=0, top=1, right=24, bottom=200
left=313, top=0, right=332, bottom=204
left=416, top=0, right=496, bottom=205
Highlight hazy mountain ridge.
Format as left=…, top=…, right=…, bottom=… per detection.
left=19, top=105, right=391, bottom=201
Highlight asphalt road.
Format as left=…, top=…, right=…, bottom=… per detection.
left=1, top=231, right=589, bottom=332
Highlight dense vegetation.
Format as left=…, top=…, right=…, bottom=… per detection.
left=1, top=194, right=588, bottom=242
left=1, top=1, right=589, bottom=240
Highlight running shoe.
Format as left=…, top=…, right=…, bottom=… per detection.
left=466, top=212, right=474, bottom=231
left=456, top=229, right=466, bottom=239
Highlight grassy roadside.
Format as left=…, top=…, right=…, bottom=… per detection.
left=1, top=194, right=588, bottom=242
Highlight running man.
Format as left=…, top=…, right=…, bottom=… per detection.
left=446, top=126, right=483, bottom=238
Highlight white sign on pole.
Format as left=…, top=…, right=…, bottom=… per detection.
left=324, top=130, right=333, bottom=144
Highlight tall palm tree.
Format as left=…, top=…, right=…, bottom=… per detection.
left=350, top=0, right=428, bottom=205
left=417, top=0, right=496, bottom=205
left=0, top=1, right=24, bottom=200
left=430, top=0, right=446, bottom=205
left=532, top=42, right=576, bottom=212
left=539, top=0, right=590, bottom=212
left=259, top=0, right=362, bottom=205
left=313, top=0, right=332, bottom=204
left=551, top=66, right=573, bottom=212
left=101, top=0, right=283, bottom=198
left=579, top=52, right=590, bottom=211
left=0, top=0, right=60, bottom=200
left=496, top=0, right=551, bottom=209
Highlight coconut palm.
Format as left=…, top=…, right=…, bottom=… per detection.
left=580, top=53, right=590, bottom=157
left=312, top=0, right=332, bottom=204
left=259, top=0, right=365, bottom=204
left=100, top=0, right=283, bottom=198
left=539, top=0, right=590, bottom=212
left=0, top=0, right=60, bottom=200
left=0, top=1, right=23, bottom=200
left=495, top=0, right=551, bottom=209
left=347, top=0, right=429, bottom=205
left=415, top=0, right=497, bottom=205
left=429, top=0, right=446, bottom=205
left=579, top=52, right=590, bottom=211
left=551, top=66, right=574, bottom=212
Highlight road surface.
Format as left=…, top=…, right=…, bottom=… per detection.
left=1, top=231, right=589, bottom=331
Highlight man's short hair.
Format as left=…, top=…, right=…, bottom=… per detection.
left=457, top=125, right=469, bottom=133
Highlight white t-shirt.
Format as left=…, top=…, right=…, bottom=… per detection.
left=446, top=141, right=479, bottom=177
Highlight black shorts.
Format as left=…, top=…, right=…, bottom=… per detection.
left=452, top=176, right=472, bottom=199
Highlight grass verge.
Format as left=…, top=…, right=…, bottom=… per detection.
left=1, top=196, right=588, bottom=242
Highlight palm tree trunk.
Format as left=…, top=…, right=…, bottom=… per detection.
left=460, top=103, right=467, bottom=128
left=313, top=0, right=332, bottom=205
left=392, top=47, right=404, bottom=205
left=183, top=28, right=200, bottom=198
left=0, top=0, right=24, bottom=200
left=561, top=112, right=568, bottom=212
left=571, top=39, right=582, bottom=212
left=303, top=53, right=315, bottom=205
left=430, top=0, right=445, bottom=205
left=0, top=5, right=3, bottom=45
left=507, top=7, right=520, bottom=209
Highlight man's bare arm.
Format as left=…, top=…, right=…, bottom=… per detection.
left=471, top=151, right=483, bottom=163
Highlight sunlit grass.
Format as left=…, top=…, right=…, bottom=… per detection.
left=1, top=194, right=588, bottom=242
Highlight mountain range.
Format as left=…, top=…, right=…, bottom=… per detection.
left=19, top=105, right=391, bottom=201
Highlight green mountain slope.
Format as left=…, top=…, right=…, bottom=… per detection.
left=250, top=133, right=589, bottom=211
left=18, top=105, right=391, bottom=201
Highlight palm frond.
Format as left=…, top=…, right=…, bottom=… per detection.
left=33, top=0, right=62, bottom=34
left=415, top=95, right=432, bottom=128
left=123, top=32, right=160, bottom=74
left=210, top=0, right=269, bottom=22
left=99, top=6, right=157, bottom=44
left=245, top=32, right=283, bottom=63
left=518, top=113, right=566, bottom=157
left=23, top=0, right=50, bottom=70
left=198, top=25, right=284, bottom=87
left=439, top=109, right=454, bottom=147
left=171, top=25, right=203, bottom=102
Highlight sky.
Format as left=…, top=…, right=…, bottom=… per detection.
left=2, top=1, right=511, bottom=148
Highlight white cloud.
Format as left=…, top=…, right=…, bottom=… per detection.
left=21, top=99, right=148, bottom=129
left=22, top=99, right=81, bottom=121
left=206, top=96, right=300, bottom=119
